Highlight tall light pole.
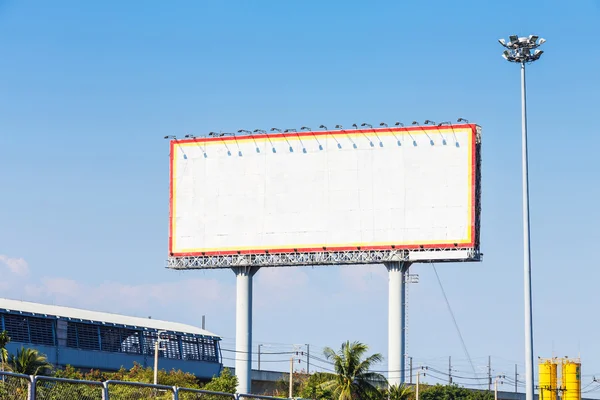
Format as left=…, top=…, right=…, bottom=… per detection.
left=499, top=34, right=546, bottom=400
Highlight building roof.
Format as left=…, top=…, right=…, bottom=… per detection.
left=0, top=298, right=219, bottom=339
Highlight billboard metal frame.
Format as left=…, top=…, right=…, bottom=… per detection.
left=167, top=247, right=480, bottom=269
left=167, top=124, right=481, bottom=269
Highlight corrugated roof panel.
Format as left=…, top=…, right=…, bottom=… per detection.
left=0, top=298, right=219, bottom=338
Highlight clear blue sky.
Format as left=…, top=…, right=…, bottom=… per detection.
left=1, top=0, right=599, bottom=393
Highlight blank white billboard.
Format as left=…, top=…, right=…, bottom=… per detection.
left=169, top=125, right=480, bottom=260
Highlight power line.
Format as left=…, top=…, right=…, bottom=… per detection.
left=432, top=264, right=477, bottom=377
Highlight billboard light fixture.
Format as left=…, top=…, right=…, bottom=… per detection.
left=284, top=129, right=297, bottom=133
left=164, top=135, right=176, bottom=139
left=184, top=134, right=195, bottom=138
left=395, top=122, right=404, bottom=127
left=380, top=122, right=388, bottom=127
left=457, top=118, right=469, bottom=123
left=319, top=125, right=327, bottom=130
left=270, top=128, right=282, bottom=133
left=424, top=120, right=436, bottom=125
left=238, top=130, right=251, bottom=134
left=300, top=126, right=311, bottom=131
left=335, top=125, right=343, bottom=129
left=361, top=123, right=373, bottom=128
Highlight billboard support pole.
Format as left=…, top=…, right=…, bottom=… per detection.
left=387, top=261, right=410, bottom=386
left=233, top=266, right=259, bottom=395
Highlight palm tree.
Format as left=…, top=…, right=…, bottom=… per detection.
left=387, top=383, right=414, bottom=400
left=321, top=341, right=387, bottom=400
left=0, top=330, right=10, bottom=374
left=8, top=347, right=53, bottom=375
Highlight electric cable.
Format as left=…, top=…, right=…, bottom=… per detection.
left=433, top=264, right=477, bottom=377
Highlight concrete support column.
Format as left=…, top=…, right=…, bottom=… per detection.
left=386, top=262, right=409, bottom=386
left=233, top=266, right=259, bottom=395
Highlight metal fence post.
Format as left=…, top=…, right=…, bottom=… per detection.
left=173, top=386, right=179, bottom=400
left=102, top=381, right=110, bottom=400
left=28, top=375, right=36, bottom=400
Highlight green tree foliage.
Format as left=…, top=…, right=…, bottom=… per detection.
left=387, top=383, right=414, bottom=400
left=201, top=367, right=237, bottom=393
left=299, top=372, right=336, bottom=399
left=0, top=331, right=10, bottom=371
left=420, top=384, right=493, bottom=400
left=8, top=347, right=53, bottom=375
left=321, top=341, right=387, bottom=400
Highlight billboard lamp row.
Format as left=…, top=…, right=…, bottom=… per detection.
left=162, top=118, right=470, bottom=141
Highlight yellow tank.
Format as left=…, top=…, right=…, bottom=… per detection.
left=562, top=361, right=581, bottom=400
left=539, top=359, right=558, bottom=400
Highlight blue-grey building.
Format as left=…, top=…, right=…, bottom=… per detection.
left=0, top=298, right=222, bottom=380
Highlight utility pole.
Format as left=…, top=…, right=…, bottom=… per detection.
left=449, top=356, right=452, bottom=384
left=495, top=376, right=500, bottom=400
left=488, top=356, right=492, bottom=391
left=257, top=344, right=262, bottom=371
left=306, top=344, right=310, bottom=374
left=289, top=356, right=293, bottom=398
left=416, top=370, right=421, bottom=400
left=153, top=330, right=167, bottom=385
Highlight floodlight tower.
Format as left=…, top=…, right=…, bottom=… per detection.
left=498, top=34, right=545, bottom=400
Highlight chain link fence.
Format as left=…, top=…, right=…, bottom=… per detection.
left=237, top=394, right=286, bottom=400
left=177, top=387, right=236, bottom=400
left=34, top=376, right=104, bottom=400
left=105, top=380, right=175, bottom=399
left=0, top=371, right=290, bottom=400
left=0, top=371, right=31, bottom=400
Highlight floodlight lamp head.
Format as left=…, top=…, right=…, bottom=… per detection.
left=538, top=38, right=546, bottom=45
left=457, top=118, right=469, bottom=123
left=319, top=125, right=327, bottom=129
left=300, top=126, right=310, bottom=131
left=509, top=34, right=519, bottom=44
left=411, top=121, right=419, bottom=125
left=498, top=38, right=506, bottom=46
left=380, top=122, right=388, bottom=127
left=335, top=124, right=343, bottom=129
left=424, top=119, right=435, bottom=125
left=502, top=50, right=510, bottom=60
left=352, top=123, right=358, bottom=128
left=361, top=123, right=372, bottom=128
left=395, top=122, right=404, bottom=127
left=529, top=35, right=539, bottom=43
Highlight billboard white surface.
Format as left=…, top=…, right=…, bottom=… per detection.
left=169, top=125, right=480, bottom=260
